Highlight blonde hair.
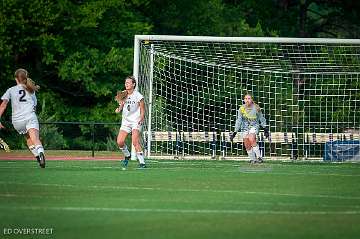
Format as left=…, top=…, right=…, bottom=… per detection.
left=14, top=68, right=40, bottom=93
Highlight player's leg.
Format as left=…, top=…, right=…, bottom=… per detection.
left=242, top=131, right=256, bottom=163
left=248, top=134, right=263, bottom=163
left=132, top=129, right=146, bottom=168
left=27, top=116, right=45, bottom=167
left=27, top=128, right=45, bottom=168
left=244, top=136, right=256, bottom=163
left=24, top=134, right=40, bottom=163
left=13, top=119, right=44, bottom=167
left=117, top=127, right=130, bottom=168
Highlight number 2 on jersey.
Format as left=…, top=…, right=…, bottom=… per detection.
left=19, top=90, right=27, bottom=102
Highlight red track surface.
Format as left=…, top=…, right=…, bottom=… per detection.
left=0, top=155, right=121, bottom=161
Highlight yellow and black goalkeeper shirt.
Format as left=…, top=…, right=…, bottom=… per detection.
left=234, top=103, right=266, bottom=132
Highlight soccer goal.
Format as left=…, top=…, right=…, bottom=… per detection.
left=134, top=35, right=360, bottom=161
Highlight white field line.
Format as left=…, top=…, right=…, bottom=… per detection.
left=0, top=181, right=359, bottom=200
left=231, top=170, right=360, bottom=177
left=0, top=164, right=359, bottom=177
left=1, top=205, right=360, bottom=215
left=0, top=193, right=359, bottom=209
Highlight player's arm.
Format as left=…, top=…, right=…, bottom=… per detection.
left=32, top=93, right=37, bottom=112
left=115, top=101, right=125, bottom=113
left=230, top=109, right=243, bottom=141
left=138, top=99, right=145, bottom=125
left=234, top=111, right=243, bottom=133
left=114, top=90, right=128, bottom=113
left=257, top=110, right=269, bottom=138
left=0, top=100, right=9, bottom=129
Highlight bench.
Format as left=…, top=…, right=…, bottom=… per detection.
left=144, top=131, right=360, bottom=160
left=144, top=131, right=298, bottom=159
left=304, top=133, right=360, bottom=143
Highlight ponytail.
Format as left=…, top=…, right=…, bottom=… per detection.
left=24, top=78, right=40, bottom=94
left=14, top=68, right=39, bottom=93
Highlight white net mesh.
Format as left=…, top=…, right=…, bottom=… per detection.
left=137, top=38, right=360, bottom=160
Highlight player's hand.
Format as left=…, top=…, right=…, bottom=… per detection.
left=138, top=118, right=144, bottom=125
left=264, top=128, right=270, bottom=139
left=0, top=122, right=5, bottom=129
left=229, top=132, right=237, bottom=142
left=115, top=101, right=125, bottom=113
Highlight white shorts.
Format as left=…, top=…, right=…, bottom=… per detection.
left=120, top=120, right=142, bottom=134
left=13, top=116, right=39, bottom=135
left=240, top=127, right=258, bottom=139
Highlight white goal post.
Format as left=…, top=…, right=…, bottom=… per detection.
left=133, top=35, right=360, bottom=161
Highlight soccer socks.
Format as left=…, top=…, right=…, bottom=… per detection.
left=137, top=152, right=145, bottom=164
left=247, top=149, right=256, bottom=161
left=35, top=145, right=46, bottom=168
left=252, top=144, right=261, bottom=159
left=119, top=145, right=131, bottom=157
left=119, top=145, right=145, bottom=166
left=35, top=145, right=45, bottom=154
left=29, top=145, right=39, bottom=157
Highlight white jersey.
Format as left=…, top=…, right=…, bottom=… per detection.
left=122, top=91, right=144, bottom=123
left=1, top=84, right=37, bottom=122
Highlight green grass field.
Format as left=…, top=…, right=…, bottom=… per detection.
left=1, top=159, right=360, bottom=239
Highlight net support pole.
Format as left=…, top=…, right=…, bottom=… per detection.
left=146, top=44, right=155, bottom=157
left=91, top=123, right=95, bottom=157
left=131, top=36, right=141, bottom=161
left=133, top=36, right=140, bottom=87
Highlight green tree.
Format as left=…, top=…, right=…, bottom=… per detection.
left=0, top=0, right=152, bottom=123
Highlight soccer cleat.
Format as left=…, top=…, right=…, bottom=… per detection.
left=138, top=163, right=147, bottom=169
left=250, top=158, right=264, bottom=164
left=121, top=156, right=130, bottom=169
left=39, top=152, right=46, bottom=168
left=36, top=156, right=41, bottom=163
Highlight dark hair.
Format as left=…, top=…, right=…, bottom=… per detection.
left=126, top=75, right=136, bottom=88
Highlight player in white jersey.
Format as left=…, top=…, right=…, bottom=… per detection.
left=0, top=69, right=46, bottom=168
left=115, top=76, right=146, bottom=169
left=230, top=94, right=269, bottom=163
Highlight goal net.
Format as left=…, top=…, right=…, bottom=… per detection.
left=135, top=36, right=360, bottom=161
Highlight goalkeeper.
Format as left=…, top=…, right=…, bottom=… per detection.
left=230, top=94, right=269, bottom=163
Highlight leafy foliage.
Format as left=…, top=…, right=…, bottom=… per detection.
left=0, top=0, right=359, bottom=150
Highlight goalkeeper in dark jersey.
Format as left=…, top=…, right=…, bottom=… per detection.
left=230, top=94, right=269, bottom=163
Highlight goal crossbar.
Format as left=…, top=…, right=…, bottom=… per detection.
left=135, top=35, right=360, bottom=44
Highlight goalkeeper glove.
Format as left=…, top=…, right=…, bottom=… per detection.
left=263, top=127, right=270, bottom=139
left=229, top=132, right=237, bottom=142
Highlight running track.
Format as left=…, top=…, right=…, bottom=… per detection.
left=0, top=155, right=121, bottom=161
